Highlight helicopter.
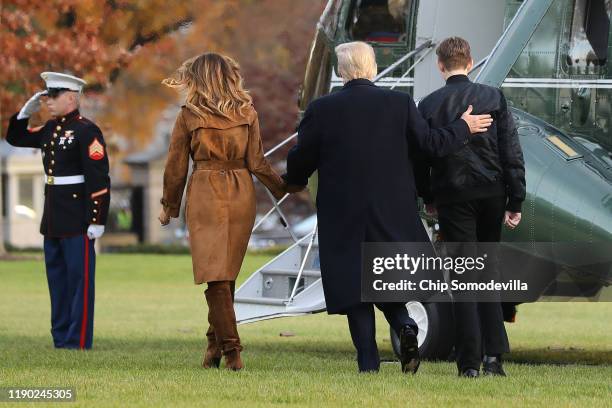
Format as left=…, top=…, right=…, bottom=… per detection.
left=234, top=0, right=612, bottom=359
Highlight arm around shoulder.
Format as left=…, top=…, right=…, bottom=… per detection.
left=406, top=95, right=470, bottom=158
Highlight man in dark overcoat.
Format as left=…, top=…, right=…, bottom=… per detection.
left=283, top=41, right=492, bottom=372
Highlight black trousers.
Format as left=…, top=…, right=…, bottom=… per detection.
left=346, top=302, right=417, bottom=372
left=437, top=195, right=510, bottom=371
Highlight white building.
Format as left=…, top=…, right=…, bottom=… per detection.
left=0, top=140, right=45, bottom=248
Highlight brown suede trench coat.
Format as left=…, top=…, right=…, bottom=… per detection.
left=161, top=105, right=285, bottom=284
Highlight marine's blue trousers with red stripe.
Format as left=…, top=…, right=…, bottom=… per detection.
left=44, top=235, right=95, bottom=350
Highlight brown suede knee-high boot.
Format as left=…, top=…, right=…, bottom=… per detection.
left=205, top=281, right=243, bottom=370
left=202, top=322, right=221, bottom=368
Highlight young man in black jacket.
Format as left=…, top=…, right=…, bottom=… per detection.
left=416, top=37, right=526, bottom=377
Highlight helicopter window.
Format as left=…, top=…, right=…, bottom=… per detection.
left=350, top=0, right=409, bottom=43
left=566, top=0, right=611, bottom=74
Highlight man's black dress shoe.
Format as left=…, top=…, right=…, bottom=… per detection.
left=459, top=368, right=480, bottom=378
left=482, top=355, right=506, bottom=376
left=399, top=325, right=420, bottom=374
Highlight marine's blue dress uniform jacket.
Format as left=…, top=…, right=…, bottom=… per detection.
left=283, top=79, right=471, bottom=314
left=6, top=109, right=110, bottom=349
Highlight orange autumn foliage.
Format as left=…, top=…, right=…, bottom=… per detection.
left=2, top=0, right=325, bottom=159
left=1, top=0, right=192, bottom=131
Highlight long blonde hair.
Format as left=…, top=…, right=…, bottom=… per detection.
left=163, top=53, right=253, bottom=119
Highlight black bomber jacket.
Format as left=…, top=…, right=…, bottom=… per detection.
left=415, top=74, right=526, bottom=212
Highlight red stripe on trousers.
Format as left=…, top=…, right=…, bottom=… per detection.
left=80, top=236, right=90, bottom=349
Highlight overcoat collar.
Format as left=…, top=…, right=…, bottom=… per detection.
left=343, top=78, right=376, bottom=89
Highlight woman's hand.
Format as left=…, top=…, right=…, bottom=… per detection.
left=283, top=179, right=306, bottom=194
left=158, top=207, right=170, bottom=226
left=286, top=184, right=306, bottom=194
left=424, top=203, right=437, bottom=217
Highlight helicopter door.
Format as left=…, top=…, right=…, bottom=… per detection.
left=412, top=0, right=507, bottom=100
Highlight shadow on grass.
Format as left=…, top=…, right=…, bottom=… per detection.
left=0, top=334, right=356, bottom=372
left=507, top=348, right=612, bottom=366
left=2, top=333, right=611, bottom=372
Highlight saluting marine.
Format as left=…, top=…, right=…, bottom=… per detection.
left=6, top=72, right=110, bottom=350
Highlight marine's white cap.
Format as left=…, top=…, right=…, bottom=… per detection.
left=40, top=72, right=87, bottom=92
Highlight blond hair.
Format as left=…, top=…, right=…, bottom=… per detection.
left=335, top=41, right=377, bottom=81
left=163, top=53, right=252, bottom=120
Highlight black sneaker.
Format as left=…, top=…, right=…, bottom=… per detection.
left=482, top=355, right=506, bottom=377
left=399, top=325, right=420, bottom=374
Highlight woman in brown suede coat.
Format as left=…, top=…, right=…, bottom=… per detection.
left=158, top=53, right=286, bottom=370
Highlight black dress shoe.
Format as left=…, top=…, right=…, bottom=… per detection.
left=482, top=355, right=506, bottom=376
left=459, top=368, right=480, bottom=378
left=399, top=325, right=420, bottom=374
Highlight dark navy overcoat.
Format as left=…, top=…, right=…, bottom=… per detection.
left=284, top=79, right=470, bottom=314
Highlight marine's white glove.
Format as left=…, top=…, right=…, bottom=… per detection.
left=17, top=91, right=46, bottom=120
left=87, top=224, right=105, bottom=240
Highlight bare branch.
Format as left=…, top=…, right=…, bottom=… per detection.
left=128, top=17, right=193, bottom=51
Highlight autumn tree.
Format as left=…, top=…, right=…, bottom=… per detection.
left=101, top=0, right=325, bottom=148
left=0, top=0, right=194, bottom=132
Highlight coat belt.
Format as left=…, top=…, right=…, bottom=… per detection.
left=45, top=175, right=85, bottom=185
left=193, top=160, right=247, bottom=171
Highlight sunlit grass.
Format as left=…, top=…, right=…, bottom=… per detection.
left=0, top=253, right=610, bottom=407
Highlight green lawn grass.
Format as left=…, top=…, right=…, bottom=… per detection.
left=0, top=253, right=611, bottom=407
